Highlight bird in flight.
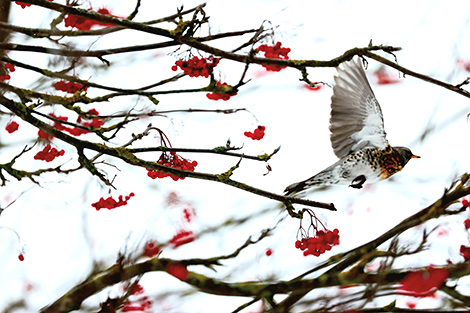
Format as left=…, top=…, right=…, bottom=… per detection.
left=285, top=58, right=419, bottom=196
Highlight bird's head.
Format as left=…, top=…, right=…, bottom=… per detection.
left=394, top=146, right=420, bottom=165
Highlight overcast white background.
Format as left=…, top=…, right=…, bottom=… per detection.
left=1, top=0, right=470, bottom=312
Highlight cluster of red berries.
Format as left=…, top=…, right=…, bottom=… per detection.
left=0, top=63, right=15, bottom=81
left=5, top=121, right=19, bottom=134
left=374, top=71, right=400, bottom=85
left=34, top=144, right=65, bottom=162
left=92, top=192, right=135, bottom=211
left=171, top=56, right=220, bottom=78
left=64, top=8, right=115, bottom=31
left=206, top=82, right=237, bottom=101
left=122, top=284, right=152, bottom=312
left=52, top=80, right=89, bottom=93
left=166, top=262, right=188, bottom=281
left=38, top=129, right=53, bottom=141
left=147, top=152, right=198, bottom=181
left=170, top=229, right=196, bottom=248
left=256, top=42, right=291, bottom=72
left=460, top=198, right=470, bottom=261
left=40, top=110, right=104, bottom=139
left=143, top=241, right=161, bottom=258
left=14, top=1, right=31, bottom=8
left=15, top=0, right=53, bottom=9
left=457, top=59, right=470, bottom=72
left=460, top=245, right=470, bottom=261
left=244, top=125, right=265, bottom=140
left=295, top=229, right=340, bottom=257
left=399, top=265, right=449, bottom=296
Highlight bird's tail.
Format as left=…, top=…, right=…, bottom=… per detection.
left=284, top=179, right=323, bottom=197
left=284, top=181, right=308, bottom=196
left=284, top=169, right=338, bottom=196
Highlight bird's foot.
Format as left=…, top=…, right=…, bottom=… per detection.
left=349, top=175, right=366, bottom=189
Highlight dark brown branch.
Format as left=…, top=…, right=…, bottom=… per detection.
left=0, top=3, right=206, bottom=37
left=0, top=29, right=258, bottom=58
left=127, top=145, right=279, bottom=162
left=0, top=94, right=335, bottom=211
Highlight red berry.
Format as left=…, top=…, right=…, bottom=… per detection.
left=144, top=241, right=161, bottom=258
left=460, top=245, right=470, bottom=261
left=18, top=254, right=25, bottom=261
left=170, top=229, right=196, bottom=248
left=265, top=248, right=273, bottom=256
left=463, top=198, right=470, bottom=208
left=5, top=121, right=19, bottom=133
left=465, top=219, right=470, bottom=229
left=166, top=263, right=188, bottom=281
left=244, top=125, right=265, bottom=140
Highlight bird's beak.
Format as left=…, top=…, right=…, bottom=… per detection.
left=411, top=154, right=420, bottom=159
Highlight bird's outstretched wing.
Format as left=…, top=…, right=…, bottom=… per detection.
left=329, top=58, right=389, bottom=158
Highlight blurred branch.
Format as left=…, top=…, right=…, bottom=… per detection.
left=363, top=51, right=470, bottom=99
left=277, top=174, right=470, bottom=310
left=40, top=177, right=470, bottom=312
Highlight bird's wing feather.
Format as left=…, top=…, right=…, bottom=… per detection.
left=329, top=58, right=388, bottom=158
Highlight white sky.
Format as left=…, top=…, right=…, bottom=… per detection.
left=2, top=0, right=470, bottom=312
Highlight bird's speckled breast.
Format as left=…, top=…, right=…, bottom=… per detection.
left=375, top=146, right=405, bottom=180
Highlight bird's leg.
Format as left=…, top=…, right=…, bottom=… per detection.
left=349, top=175, right=366, bottom=189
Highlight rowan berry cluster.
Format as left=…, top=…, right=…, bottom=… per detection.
left=244, top=125, right=265, bottom=140
left=460, top=198, right=470, bottom=261
left=15, top=0, right=52, bottom=8
left=52, top=80, right=88, bottom=93
left=171, top=56, right=220, bottom=77
left=64, top=8, right=115, bottom=31
left=34, top=144, right=65, bottom=162
left=295, top=229, right=340, bottom=257
left=460, top=245, right=470, bottom=261
left=122, top=284, right=152, bottom=312
left=92, top=192, right=135, bottom=211
left=146, top=152, right=198, bottom=181
left=0, top=63, right=15, bottom=81
left=206, top=82, right=237, bottom=101
left=457, top=59, right=470, bottom=72
left=399, top=266, right=449, bottom=296
left=40, top=110, right=104, bottom=139
left=5, top=121, right=19, bottom=134
left=256, top=41, right=291, bottom=72
left=374, top=71, right=400, bottom=85
left=14, top=1, right=31, bottom=8
left=295, top=209, right=340, bottom=257
left=38, top=130, right=53, bottom=141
